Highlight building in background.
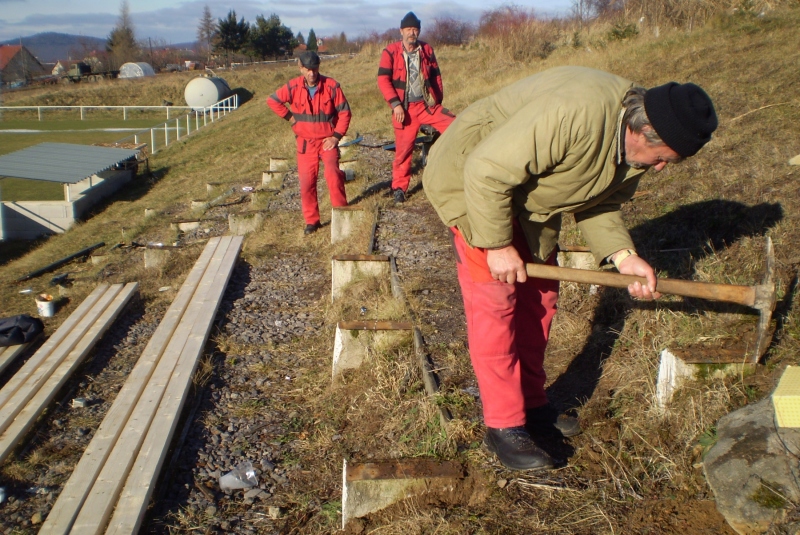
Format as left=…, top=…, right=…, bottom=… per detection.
left=0, top=45, right=48, bottom=86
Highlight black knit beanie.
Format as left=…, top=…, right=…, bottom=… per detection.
left=401, top=12, right=421, bottom=29
left=644, top=82, right=718, bottom=157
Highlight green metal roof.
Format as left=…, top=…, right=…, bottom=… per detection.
left=0, top=142, right=139, bottom=184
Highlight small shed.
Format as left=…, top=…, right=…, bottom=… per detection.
left=0, top=143, right=140, bottom=240
left=118, top=62, right=156, bottom=79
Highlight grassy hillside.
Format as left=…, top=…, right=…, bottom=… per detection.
left=0, top=6, right=798, bottom=532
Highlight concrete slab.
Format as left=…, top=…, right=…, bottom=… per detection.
left=269, top=157, right=289, bottom=171
left=331, top=255, right=391, bottom=301
left=228, top=211, right=266, bottom=235
left=262, top=170, right=284, bottom=188
left=655, top=349, right=697, bottom=410
left=331, top=206, right=369, bottom=245
left=332, top=321, right=412, bottom=380
left=342, top=459, right=468, bottom=530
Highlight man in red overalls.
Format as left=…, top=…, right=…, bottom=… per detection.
left=377, top=12, right=454, bottom=204
left=268, top=51, right=352, bottom=234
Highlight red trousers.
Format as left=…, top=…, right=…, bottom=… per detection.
left=296, top=137, right=348, bottom=225
left=392, top=101, right=454, bottom=192
left=451, top=227, right=560, bottom=429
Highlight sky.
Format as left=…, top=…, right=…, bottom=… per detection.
left=0, top=0, right=574, bottom=45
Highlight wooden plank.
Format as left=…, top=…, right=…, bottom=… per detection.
left=0, top=344, right=29, bottom=377
left=0, top=283, right=138, bottom=466
left=39, top=239, right=224, bottom=535
left=0, top=284, right=109, bottom=412
left=0, top=284, right=119, bottom=439
left=106, top=236, right=242, bottom=535
left=69, top=237, right=235, bottom=535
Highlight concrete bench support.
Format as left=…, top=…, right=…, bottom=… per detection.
left=331, top=206, right=369, bottom=245
left=171, top=220, right=201, bottom=232
left=40, top=235, right=243, bottom=535
left=333, top=321, right=412, bottom=380
left=144, top=247, right=173, bottom=269
left=262, top=170, right=284, bottom=188
left=0, top=283, right=138, bottom=465
left=269, top=157, right=289, bottom=171
left=342, top=459, right=467, bottom=529
left=331, top=255, right=391, bottom=301
left=228, top=210, right=266, bottom=235
left=655, top=348, right=757, bottom=410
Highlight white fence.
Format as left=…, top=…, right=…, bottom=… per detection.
left=112, top=94, right=239, bottom=154
left=0, top=104, right=195, bottom=121
left=114, top=94, right=239, bottom=154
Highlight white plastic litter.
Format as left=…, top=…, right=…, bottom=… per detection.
left=219, top=461, right=258, bottom=491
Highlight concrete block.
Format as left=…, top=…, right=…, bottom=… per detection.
left=144, top=248, right=172, bottom=269
left=262, top=170, right=284, bottom=187
left=332, top=321, right=412, bottom=380
left=339, top=160, right=357, bottom=171
left=789, top=154, right=800, bottom=166
left=90, top=254, right=109, bottom=265
left=269, top=157, right=289, bottom=171
left=773, top=366, right=800, bottom=427
left=144, top=208, right=157, bottom=218
left=331, top=206, right=369, bottom=245
left=655, top=349, right=696, bottom=410
left=343, top=169, right=355, bottom=182
left=342, top=459, right=467, bottom=530
left=340, top=136, right=355, bottom=158
left=206, top=182, right=223, bottom=196
left=171, top=220, right=201, bottom=232
left=331, top=255, right=391, bottom=301
left=191, top=200, right=207, bottom=210
left=228, top=211, right=266, bottom=235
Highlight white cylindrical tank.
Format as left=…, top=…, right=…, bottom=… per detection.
left=184, top=76, right=232, bottom=111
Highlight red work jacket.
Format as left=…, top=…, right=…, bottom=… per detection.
left=377, top=41, right=444, bottom=110
left=267, top=74, right=351, bottom=140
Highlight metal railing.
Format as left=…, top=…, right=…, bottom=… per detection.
left=0, top=104, right=196, bottom=121
left=112, top=94, right=239, bottom=154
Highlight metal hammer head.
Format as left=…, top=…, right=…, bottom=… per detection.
left=752, top=236, right=776, bottom=362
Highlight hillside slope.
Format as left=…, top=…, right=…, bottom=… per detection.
left=0, top=6, right=798, bottom=534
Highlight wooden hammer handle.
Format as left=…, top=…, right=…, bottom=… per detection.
left=525, top=263, right=757, bottom=307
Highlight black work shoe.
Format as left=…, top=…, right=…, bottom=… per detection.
left=393, top=188, right=406, bottom=204
left=303, top=222, right=320, bottom=235
left=483, top=427, right=555, bottom=471
left=526, top=405, right=582, bottom=437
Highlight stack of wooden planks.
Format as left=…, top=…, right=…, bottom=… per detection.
left=0, top=283, right=139, bottom=466
left=41, top=235, right=243, bottom=535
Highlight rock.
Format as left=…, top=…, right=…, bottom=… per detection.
left=31, top=512, right=43, bottom=524
left=704, top=398, right=800, bottom=534
left=268, top=506, right=283, bottom=519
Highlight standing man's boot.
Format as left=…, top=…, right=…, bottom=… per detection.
left=483, top=427, right=554, bottom=470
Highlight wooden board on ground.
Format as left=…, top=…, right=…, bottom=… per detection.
left=0, top=283, right=138, bottom=466
left=40, top=235, right=243, bottom=535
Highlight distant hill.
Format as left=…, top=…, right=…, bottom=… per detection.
left=0, top=33, right=107, bottom=63
left=0, top=33, right=198, bottom=64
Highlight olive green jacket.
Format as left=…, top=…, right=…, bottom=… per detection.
left=422, top=66, right=647, bottom=266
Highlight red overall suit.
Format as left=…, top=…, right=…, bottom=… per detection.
left=267, top=74, right=351, bottom=225
left=377, top=41, right=454, bottom=193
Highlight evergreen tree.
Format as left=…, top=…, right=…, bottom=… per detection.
left=197, top=5, right=216, bottom=61
left=213, top=10, right=249, bottom=66
left=306, top=28, right=318, bottom=51
left=249, top=14, right=297, bottom=60
left=296, top=32, right=305, bottom=46
left=106, top=0, right=139, bottom=68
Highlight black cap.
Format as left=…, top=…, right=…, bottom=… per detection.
left=298, top=51, right=320, bottom=69
left=644, top=82, right=718, bottom=158
left=400, top=11, right=421, bottom=29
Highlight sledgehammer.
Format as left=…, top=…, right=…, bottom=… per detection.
left=526, top=237, right=776, bottom=363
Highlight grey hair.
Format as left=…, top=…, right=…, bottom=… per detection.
left=622, top=87, right=664, bottom=146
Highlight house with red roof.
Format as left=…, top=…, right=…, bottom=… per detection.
left=0, top=44, right=48, bottom=85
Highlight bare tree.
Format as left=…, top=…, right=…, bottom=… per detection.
left=106, top=0, right=140, bottom=68
left=197, top=5, right=216, bottom=62
left=426, top=17, right=475, bottom=46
